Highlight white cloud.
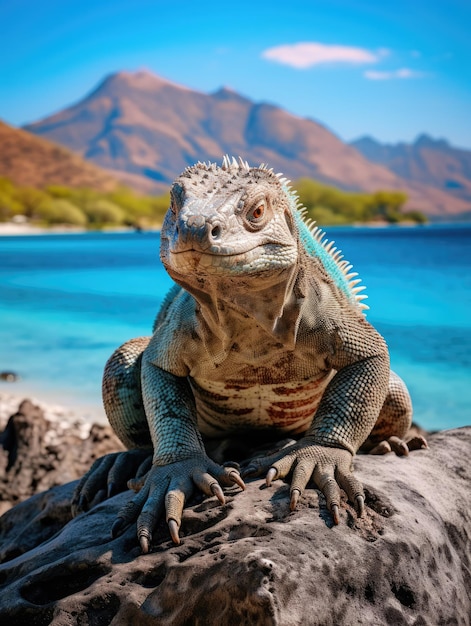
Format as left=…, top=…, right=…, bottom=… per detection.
left=262, top=42, right=379, bottom=69
left=364, top=68, right=426, bottom=80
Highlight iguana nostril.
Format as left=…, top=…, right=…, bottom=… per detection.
left=211, top=225, right=222, bottom=239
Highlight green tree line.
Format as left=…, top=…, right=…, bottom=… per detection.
left=294, top=178, right=427, bottom=225
left=0, top=178, right=170, bottom=229
left=0, top=176, right=427, bottom=229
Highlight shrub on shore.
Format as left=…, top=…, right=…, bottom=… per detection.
left=36, top=199, right=88, bottom=226
left=295, top=178, right=427, bottom=225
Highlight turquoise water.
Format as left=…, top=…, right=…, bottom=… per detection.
left=0, top=225, right=470, bottom=429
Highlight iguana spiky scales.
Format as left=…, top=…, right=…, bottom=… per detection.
left=73, top=157, right=427, bottom=552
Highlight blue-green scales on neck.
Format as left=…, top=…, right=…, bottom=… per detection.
left=288, top=189, right=367, bottom=310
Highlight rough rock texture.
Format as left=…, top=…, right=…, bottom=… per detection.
left=0, top=427, right=470, bottom=625
left=0, top=399, right=124, bottom=515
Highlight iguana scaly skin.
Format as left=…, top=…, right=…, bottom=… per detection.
left=73, top=157, right=427, bottom=552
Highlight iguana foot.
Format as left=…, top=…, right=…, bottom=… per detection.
left=71, top=449, right=152, bottom=516
left=243, top=440, right=365, bottom=524
left=110, top=454, right=245, bottom=552
left=368, top=435, right=428, bottom=456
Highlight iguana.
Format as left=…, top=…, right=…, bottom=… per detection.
left=73, top=156, right=427, bottom=552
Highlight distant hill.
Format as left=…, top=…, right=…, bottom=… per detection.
left=351, top=134, right=471, bottom=204
left=24, top=71, right=471, bottom=217
left=0, top=120, right=119, bottom=191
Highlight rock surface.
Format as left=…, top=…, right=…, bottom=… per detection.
left=0, top=427, right=470, bottom=625
left=0, top=398, right=124, bottom=515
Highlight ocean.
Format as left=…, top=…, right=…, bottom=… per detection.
left=0, top=225, right=470, bottom=430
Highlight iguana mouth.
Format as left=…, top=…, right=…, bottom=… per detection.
left=170, top=246, right=259, bottom=258
left=167, top=244, right=296, bottom=279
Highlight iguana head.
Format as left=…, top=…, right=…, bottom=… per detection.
left=160, top=156, right=366, bottom=341
left=160, top=156, right=298, bottom=284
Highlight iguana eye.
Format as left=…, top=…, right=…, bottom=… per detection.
left=247, top=203, right=265, bottom=222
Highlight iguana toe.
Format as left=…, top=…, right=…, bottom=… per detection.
left=406, top=435, right=428, bottom=451
left=368, top=440, right=392, bottom=455
left=72, top=449, right=152, bottom=517
left=72, top=454, right=119, bottom=514
left=369, top=435, right=427, bottom=456
left=111, top=517, right=125, bottom=539
left=127, top=475, right=148, bottom=492
left=107, top=449, right=152, bottom=491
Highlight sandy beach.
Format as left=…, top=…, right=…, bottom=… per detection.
left=0, top=222, right=143, bottom=236
left=0, top=222, right=87, bottom=236
left=0, top=222, right=159, bottom=237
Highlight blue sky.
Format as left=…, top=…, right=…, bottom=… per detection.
left=1, top=0, right=470, bottom=148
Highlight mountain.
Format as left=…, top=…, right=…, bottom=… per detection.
left=24, top=71, right=471, bottom=217
left=351, top=134, right=471, bottom=204
left=0, top=120, right=119, bottom=191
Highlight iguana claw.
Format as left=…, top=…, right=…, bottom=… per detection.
left=229, top=471, right=246, bottom=490
left=139, top=535, right=149, bottom=554
left=356, top=495, right=365, bottom=517
left=139, top=529, right=151, bottom=554
left=266, top=467, right=277, bottom=486
left=210, top=482, right=226, bottom=504
left=168, top=519, right=180, bottom=545
left=290, top=488, right=301, bottom=511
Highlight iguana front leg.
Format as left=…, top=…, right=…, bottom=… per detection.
left=244, top=324, right=390, bottom=524
left=112, top=364, right=244, bottom=552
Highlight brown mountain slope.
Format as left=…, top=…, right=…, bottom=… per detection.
left=0, top=120, right=119, bottom=191
left=351, top=134, right=471, bottom=204
left=24, top=71, right=471, bottom=217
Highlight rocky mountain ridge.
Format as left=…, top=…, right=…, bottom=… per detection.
left=351, top=134, right=471, bottom=205
left=23, top=70, right=471, bottom=218
left=0, top=120, right=119, bottom=192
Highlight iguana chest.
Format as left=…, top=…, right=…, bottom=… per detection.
left=190, top=370, right=334, bottom=437
left=179, top=314, right=336, bottom=437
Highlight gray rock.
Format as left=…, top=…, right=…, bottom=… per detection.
left=0, top=428, right=470, bottom=625
left=0, top=399, right=124, bottom=515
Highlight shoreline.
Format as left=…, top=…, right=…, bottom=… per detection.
left=0, top=223, right=140, bottom=236
left=1, top=221, right=469, bottom=238
left=0, top=223, right=84, bottom=236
